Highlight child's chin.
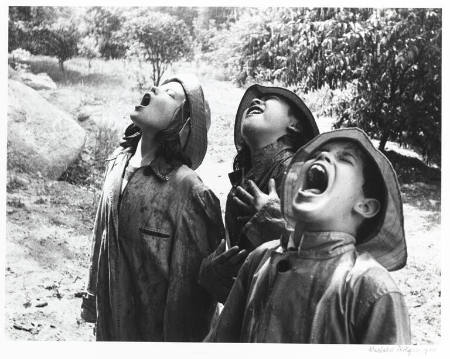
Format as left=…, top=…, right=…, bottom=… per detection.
left=292, top=204, right=322, bottom=222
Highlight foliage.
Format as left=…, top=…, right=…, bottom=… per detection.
left=36, top=21, right=80, bottom=72
left=196, top=8, right=270, bottom=84
left=82, top=7, right=127, bottom=59
left=8, top=6, right=59, bottom=52
left=209, top=8, right=441, bottom=163
left=78, top=36, right=101, bottom=68
left=9, top=7, right=80, bottom=72
left=155, top=7, right=199, bottom=34
left=119, top=9, right=193, bottom=85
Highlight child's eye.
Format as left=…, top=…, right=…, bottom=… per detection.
left=262, top=95, right=279, bottom=102
left=339, top=154, right=354, bottom=164
left=166, top=90, right=176, bottom=99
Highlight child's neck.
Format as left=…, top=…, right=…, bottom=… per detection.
left=129, top=131, right=158, bottom=167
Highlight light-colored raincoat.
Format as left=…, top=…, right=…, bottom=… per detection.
left=206, top=128, right=410, bottom=344
left=85, top=147, right=224, bottom=341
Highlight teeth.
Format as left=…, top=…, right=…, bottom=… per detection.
left=247, top=106, right=263, bottom=115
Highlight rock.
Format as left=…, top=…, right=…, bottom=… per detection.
left=35, top=301, right=48, bottom=308
left=8, top=65, right=20, bottom=80
left=77, top=108, right=91, bottom=122
left=8, top=80, right=86, bottom=180
left=18, top=71, right=57, bottom=90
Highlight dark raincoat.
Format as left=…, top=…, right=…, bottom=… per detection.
left=199, top=137, right=294, bottom=303
left=84, top=147, right=224, bottom=341
left=226, top=136, right=294, bottom=251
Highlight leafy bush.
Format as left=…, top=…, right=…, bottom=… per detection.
left=208, top=8, right=441, bottom=163
left=9, top=7, right=80, bottom=72
left=59, top=120, right=121, bottom=188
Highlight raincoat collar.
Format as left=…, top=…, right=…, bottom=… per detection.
left=228, top=135, right=293, bottom=187
left=295, top=231, right=356, bottom=259
left=250, top=135, right=294, bottom=181
left=116, top=147, right=178, bottom=182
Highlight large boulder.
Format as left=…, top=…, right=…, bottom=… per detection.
left=8, top=80, right=86, bottom=180
left=17, top=71, right=57, bottom=90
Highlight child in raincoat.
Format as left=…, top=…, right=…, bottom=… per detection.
left=206, top=128, right=410, bottom=344
left=199, top=84, right=319, bottom=303
left=80, top=74, right=224, bottom=341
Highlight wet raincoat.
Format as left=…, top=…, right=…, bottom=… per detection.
left=84, top=146, right=224, bottom=341
left=206, top=128, right=410, bottom=344
left=226, top=136, right=294, bottom=251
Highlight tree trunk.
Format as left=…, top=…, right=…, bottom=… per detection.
left=59, top=60, right=65, bottom=73
left=379, top=130, right=389, bottom=152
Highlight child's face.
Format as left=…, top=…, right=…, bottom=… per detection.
left=240, top=95, right=294, bottom=146
left=130, top=81, right=186, bottom=132
left=291, top=140, right=368, bottom=232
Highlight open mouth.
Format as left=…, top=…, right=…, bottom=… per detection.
left=302, top=164, right=328, bottom=194
left=140, top=93, right=151, bottom=106
left=246, top=104, right=264, bottom=116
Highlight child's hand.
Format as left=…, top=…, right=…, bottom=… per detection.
left=233, top=178, right=279, bottom=215
left=198, top=239, right=248, bottom=302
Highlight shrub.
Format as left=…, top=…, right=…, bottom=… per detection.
left=208, top=8, right=441, bottom=163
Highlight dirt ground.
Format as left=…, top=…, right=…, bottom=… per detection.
left=5, top=57, right=441, bottom=344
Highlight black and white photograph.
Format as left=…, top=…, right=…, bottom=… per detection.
left=2, top=0, right=446, bottom=356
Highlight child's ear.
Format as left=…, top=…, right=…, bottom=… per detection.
left=287, top=124, right=301, bottom=135
left=354, top=198, right=380, bottom=219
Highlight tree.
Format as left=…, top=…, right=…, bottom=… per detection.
left=120, top=9, right=192, bottom=85
left=8, top=6, right=63, bottom=53
left=9, top=6, right=80, bottom=72
left=82, top=7, right=127, bottom=59
left=78, top=35, right=100, bottom=69
left=224, top=8, right=441, bottom=163
left=37, top=19, right=80, bottom=72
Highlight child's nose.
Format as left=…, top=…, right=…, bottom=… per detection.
left=318, top=152, right=332, bottom=163
left=250, top=98, right=264, bottom=106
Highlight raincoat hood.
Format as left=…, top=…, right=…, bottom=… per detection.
left=234, top=84, right=319, bottom=151
left=281, top=128, right=407, bottom=271
left=163, top=74, right=210, bottom=170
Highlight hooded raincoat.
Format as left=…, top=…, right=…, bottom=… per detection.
left=206, top=128, right=410, bottom=344
left=84, top=147, right=223, bottom=341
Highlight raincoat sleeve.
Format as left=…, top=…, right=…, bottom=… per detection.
left=163, top=185, right=224, bottom=341
left=351, top=265, right=411, bottom=344
left=205, top=244, right=269, bottom=342
left=356, top=292, right=411, bottom=344
left=80, top=147, right=122, bottom=323
left=204, top=254, right=251, bottom=342
left=80, top=197, right=104, bottom=323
